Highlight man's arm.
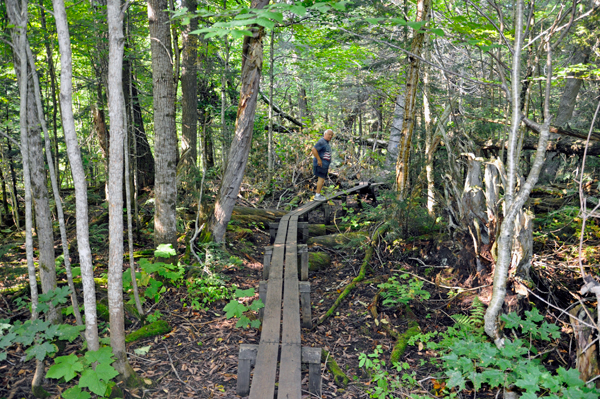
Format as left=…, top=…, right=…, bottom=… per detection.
left=311, top=147, right=322, bottom=167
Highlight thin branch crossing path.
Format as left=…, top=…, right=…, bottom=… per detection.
left=237, top=182, right=373, bottom=398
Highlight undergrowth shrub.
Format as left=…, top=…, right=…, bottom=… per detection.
left=360, top=299, right=599, bottom=398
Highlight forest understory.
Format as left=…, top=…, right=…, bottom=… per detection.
left=1, top=171, right=597, bottom=399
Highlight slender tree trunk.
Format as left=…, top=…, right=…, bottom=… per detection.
left=38, top=2, right=60, bottom=186
left=6, top=138, right=20, bottom=229
left=484, top=0, right=553, bottom=343
left=211, top=0, right=271, bottom=243
left=149, top=0, right=178, bottom=253
left=386, top=93, right=405, bottom=167
left=52, top=0, right=100, bottom=350
left=180, top=0, right=198, bottom=171
left=8, top=1, right=45, bottom=395
left=267, top=28, right=275, bottom=182
left=107, top=0, right=136, bottom=380
left=26, top=33, right=83, bottom=327
left=395, top=0, right=432, bottom=199
left=423, top=67, right=434, bottom=215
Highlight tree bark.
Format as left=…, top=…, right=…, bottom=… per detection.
left=149, top=0, right=178, bottom=252
left=484, top=0, right=553, bottom=343
left=211, top=0, right=271, bottom=243
left=52, top=0, right=100, bottom=350
left=107, top=0, right=136, bottom=380
left=123, top=57, right=155, bottom=190
left=180, top=0, right=198, bottom=171
left=395, top=0, right=432, bottom=199
left=386, top=92, right=405, bottom=167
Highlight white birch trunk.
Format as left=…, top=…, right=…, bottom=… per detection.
left=52, top=0, right=99, bottom=349
left=107, top=0, right=135, bottom=379
left=386, top=92, right=405, bottom=167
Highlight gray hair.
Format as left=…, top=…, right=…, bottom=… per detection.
left=324, top=129, right=333, bottom=136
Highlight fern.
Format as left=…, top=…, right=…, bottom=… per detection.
left=451, top=297, right=486, bottom=330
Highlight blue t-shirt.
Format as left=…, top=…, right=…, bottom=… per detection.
left=313, top=137, right=332, bottom=167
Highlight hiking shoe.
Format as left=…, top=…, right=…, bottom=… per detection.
left=315, top=193, right=327, bottom=201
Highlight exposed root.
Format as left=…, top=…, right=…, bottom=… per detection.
left=321, top=349, right=350, bottom=388
left=368, top=292, right=421, bottom=364
left=316, top=225, right=387, bottom=326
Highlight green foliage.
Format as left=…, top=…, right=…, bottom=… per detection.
left=358, top=345, right=416, bottom=399
left=47, top=347, right=119, bottom=398
left=185, top=274, right=234, bottom=310
left=0, top=287, right=85, bottom=363
left=122, top=244, right=185, bottom=307
left=432, top=308, right=595, bottom=398
left=378, top=273, right=430, bottom=307
left=450, top=297, right=485, bottom=331
left=223, top=288, right=264, bottom=329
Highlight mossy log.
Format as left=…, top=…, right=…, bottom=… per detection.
left=308, top=252, right=331, bottom=271
left=390, top=320, right=420, bottom=364
left=368, top=292, right=421, bottom=364
left=126, top=320, right=171, bottom=343
left=308, top=224, right=351, bottom=237
left=321, top=349, right=349, bottom=388
left=308, top=232, right=368, bottom=249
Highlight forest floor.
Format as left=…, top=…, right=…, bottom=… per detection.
left=0, top=180, right=595, bottom=399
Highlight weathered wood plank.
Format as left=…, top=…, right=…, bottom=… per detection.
left=249, top=218, right=289, bottom=399
left=278, top=216, right=302, bottom=399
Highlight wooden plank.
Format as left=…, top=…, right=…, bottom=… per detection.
left=249, top=218, right=289, bottom=399
left=278, top=216, right=302, bottom=399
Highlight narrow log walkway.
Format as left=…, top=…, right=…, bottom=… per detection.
left=237, top=183, right=373, bottom=398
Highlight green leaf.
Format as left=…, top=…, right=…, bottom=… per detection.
left=525, top=308, right=544, bottom=322
left=248, top=299, right=264, bottom=311
left=144, top=279, right=164, bottom=302
left=557, top=367, right=584, bottom=387
left=255, top=18, right=275, bottom=30
left=236, top=315, right=251, bottom=328
left=0, top=332, right=17, bottom=349
left=331, top=1, right=346, bottom=11
left=430, top=28, right=445, bottom=36
left=26, top=341, right=57, bottom=361
left=520, top=393, right=538, bottom=399
left=261, top=11, right=283, bottom=23
left=79, top=369, right=108, bottom=396
left=407, top=21, right=427, bottom=31
left=223, top=300, right=246, bottom=319
left=481, top=369, right=505, bottom=388
left=0, top=352, right=7, bottom=361
left=71, top=267, right=81, bottom=277
left=46, top=354, right=83, bottom=382
left=250, top=319, right=261, bottom=329
left=230, top=30, right=253, bottom=39
left=62, top=386, right=91, bottom=399
left=290, top=5, right=306, bottom=16
left=390, top=18, right=407, bottom=26
left=85, top=346, right=115, bottom=366
left=56, top=324, right=85, bottom=342
left=154, top=244, right=176, bottom=258
left=515, top=378, right=540, bottom=393
left=95, top=362, right=119, bottom=381
left=446, top=370, right=466, bottom=391
left=365, top=18, right=382, bottom=24
left=235, top=288, right=255, bottom=298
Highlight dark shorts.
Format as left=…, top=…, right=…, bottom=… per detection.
left=313, top=164, right=329, bottom=179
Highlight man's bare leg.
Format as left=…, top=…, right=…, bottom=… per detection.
left=316, top=177, right=325, bottom=194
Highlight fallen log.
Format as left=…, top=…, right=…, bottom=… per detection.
left=307, top=232, right=368, bottom=249
left=475, top=135, right=600, bottom=156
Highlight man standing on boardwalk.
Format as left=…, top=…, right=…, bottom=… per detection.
left=311, top=129, right=334, bottom=201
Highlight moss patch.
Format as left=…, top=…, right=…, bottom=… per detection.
left=126, top=320, right=171, bottom=343
left=308, top=252, right=331, bottom=271
left=322, top=349, right=349, bottom=388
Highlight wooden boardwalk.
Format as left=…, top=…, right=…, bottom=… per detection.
left=237, top=183, right=373, bottom=398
